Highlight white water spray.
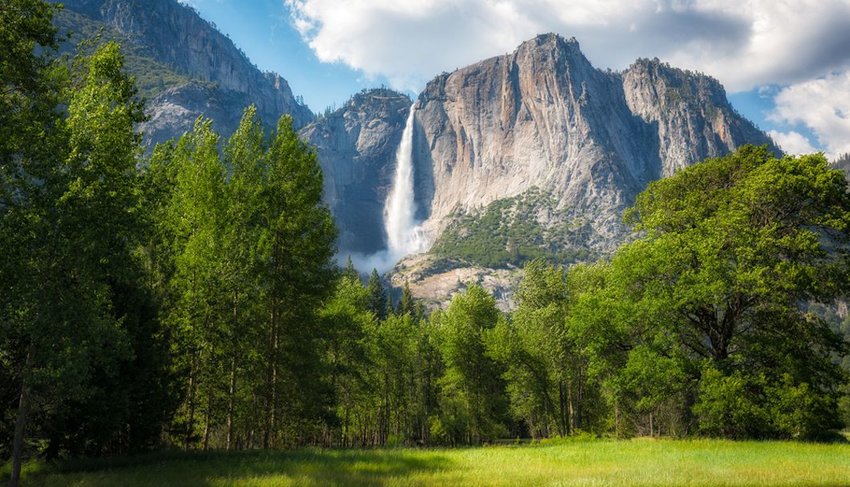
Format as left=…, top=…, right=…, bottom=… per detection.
left=348, top=104, right=428, bottom=274
left=384, top=105, right=427, bottom=257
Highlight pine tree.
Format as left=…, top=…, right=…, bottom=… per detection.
left=342, top=256, right=360, bottom=282
left=366, top=269, right=387, bottom=320
left=397, top=282, right=416, bottom=317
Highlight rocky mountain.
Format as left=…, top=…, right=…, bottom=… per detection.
left=54, top=0, right=313, bottom=147
left=308, top=34, right=778, bottom=308
left=412, top=34, right=774, bottom=248
left=52, top=4, right=779, bottom=308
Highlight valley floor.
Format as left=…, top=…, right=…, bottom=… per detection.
left=12, top=438, right=850, bottom=487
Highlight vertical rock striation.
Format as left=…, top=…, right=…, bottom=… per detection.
left=412, top=33, right=776, bottom=253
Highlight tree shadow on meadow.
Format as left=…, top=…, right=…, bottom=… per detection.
left=39, top=448, right=453, bottom=487
left=203, top=449, right=453, bottom=487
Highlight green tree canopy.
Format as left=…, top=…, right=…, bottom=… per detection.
left=573, top=146, right=850, bottom=438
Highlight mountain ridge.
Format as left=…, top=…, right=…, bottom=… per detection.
left=54, top=0, right=314, bottom=147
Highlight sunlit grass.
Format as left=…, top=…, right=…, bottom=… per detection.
left=15, top=437, right=850, bottom=486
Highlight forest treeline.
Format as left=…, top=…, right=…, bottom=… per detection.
left=3, top=1, right=850, bottom=485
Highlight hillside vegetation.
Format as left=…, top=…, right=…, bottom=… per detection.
left=432, top=189, right=595, bottom=269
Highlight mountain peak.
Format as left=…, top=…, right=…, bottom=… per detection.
left=528, top=32, right=580, bottom=48
left=347, top=88, right=410, bottom=110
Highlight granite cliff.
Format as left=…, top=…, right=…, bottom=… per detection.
left=54, top=0, right=313, bottom=147
left=322, top=35, right=778, bottom=307
left=411, top=34, right=775, bottom=249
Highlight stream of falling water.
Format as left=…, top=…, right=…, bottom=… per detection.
left=348, top=104, right=428, bottom=274
left=383, top=104, right=427, bottom=257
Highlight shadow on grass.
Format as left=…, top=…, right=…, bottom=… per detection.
left=27, top=448, right=453, bottom=487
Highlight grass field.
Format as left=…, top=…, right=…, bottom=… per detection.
left=10, top=438, right=850, bottom=486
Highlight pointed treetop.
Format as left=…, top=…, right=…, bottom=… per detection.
left=342, top=255, right=359, bottom=282
left=367, top=268, right=387, bottom=320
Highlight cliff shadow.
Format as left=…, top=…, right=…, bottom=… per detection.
left=412, top=108, right=436, bottom=224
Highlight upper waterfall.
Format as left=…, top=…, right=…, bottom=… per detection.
left=384, top=104, right=427, bottom=257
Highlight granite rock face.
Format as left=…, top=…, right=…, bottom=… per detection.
left=300, top=89, right=412, bottom=254
left=390, top=34, right=778, bottom=306
left=57, top=0, right=313, bottom=146
left=410, top=34, right=776, bottom=253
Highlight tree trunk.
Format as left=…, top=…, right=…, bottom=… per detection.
left=615, top=400, right=620, bottom=439
left=264, top=305, right=279, bottom=449
left=185, top=350, right=197, bottom=451
left=649, top=412, right=654, bottom=438
left=558, top=380, right=569, bottom=437
left=186, top=271, right=198, bottom=451
left=8, top=348, right=33, bottom=487
left=203, top=391, right=212, bottom=451
left=226, top=353, right=237, bottom=450
left=270, top=320, right=278, bottom=448
left=227, top=291, right=239, bottom=451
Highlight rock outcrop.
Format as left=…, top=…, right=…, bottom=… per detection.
left=410, top=34, right=776, bottom=252
left=55, top=0, right=313, bottom=147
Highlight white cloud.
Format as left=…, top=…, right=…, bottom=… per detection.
left=769, top=72, right=850, bottom=159
left=767, top=130, right=818, bottom=155
left=284, top=0, right=850, bottom=93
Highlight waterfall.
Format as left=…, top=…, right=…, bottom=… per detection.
left=384, top=104, right=427, bottom=257
left=347, top=103, right=427, bottom=274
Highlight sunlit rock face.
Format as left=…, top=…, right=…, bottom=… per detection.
left=397, top=34, right=777, bottom=307
left=412, top=33, right=775, bottom=252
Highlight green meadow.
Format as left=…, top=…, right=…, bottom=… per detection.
left=12, top=438, right=850, bottom=487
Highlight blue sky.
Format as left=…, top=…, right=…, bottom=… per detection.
left=182, top=0, right=850, bottom=158
left=181, top=0, right=397, bottom=113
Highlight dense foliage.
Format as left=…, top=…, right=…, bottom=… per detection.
left=3, top=3, right=850, bottom=484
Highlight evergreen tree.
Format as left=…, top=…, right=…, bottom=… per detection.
left=366, top=269, right=387, bottom=320
left=385, top=294, right=396, bottom=318
left=256, top=114, right=337, bottom=447
left=342, top=256, right=360, bottom=282
left=319, top=268, right=374, bottom=447
left=397, top=282, right=416, bottom=317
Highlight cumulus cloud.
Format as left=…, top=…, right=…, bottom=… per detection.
left=285, top=0, right=850, bottom=93
left=769, top=72, right=850, bottom=159
left=767, top=130, right=818, bottom=155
